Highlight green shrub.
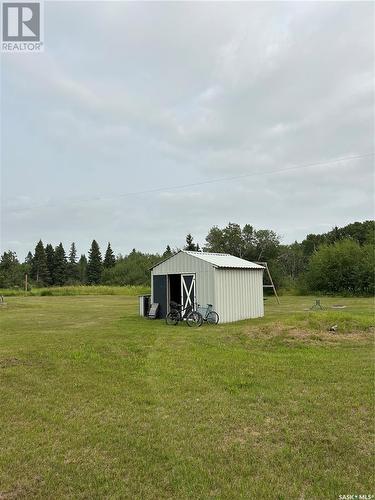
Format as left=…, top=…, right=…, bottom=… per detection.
left=305, top=240, right=374, bottom=295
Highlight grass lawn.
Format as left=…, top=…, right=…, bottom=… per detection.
left=0, top=295, right=373, bottom=499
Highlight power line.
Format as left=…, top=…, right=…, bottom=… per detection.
left=7, top=152, right=374, bottom=213
left=117, top=152, right=375, bottom=197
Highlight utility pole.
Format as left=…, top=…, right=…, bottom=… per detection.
left=25, top=273, right=28, bottom=292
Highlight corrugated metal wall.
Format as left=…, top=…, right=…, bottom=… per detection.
left=151, top=252, right=215, bottom=310
left=151, top=252, right=264, bottom=323
left=214, top=269, right=264, bottom=323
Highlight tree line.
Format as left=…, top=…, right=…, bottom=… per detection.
left=0, top=220, right=373, bottom=295
left=201, top=221, right=374, bottom=295
left=0, top=240, right=116, bottom=289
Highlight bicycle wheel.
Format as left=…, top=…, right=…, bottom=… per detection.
left=186, top=311, right=203, bottom=327
left=166, top=311, right=179, bottom=325
left=206, top=311, right=219, bottom=324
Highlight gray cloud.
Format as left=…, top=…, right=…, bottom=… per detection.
left=1, top=1, right=374, bottom=259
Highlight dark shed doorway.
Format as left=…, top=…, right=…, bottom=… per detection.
left=168, top=274, right=181, bottom=305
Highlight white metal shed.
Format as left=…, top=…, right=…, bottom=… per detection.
left=150, top=251, right=264, bottom=323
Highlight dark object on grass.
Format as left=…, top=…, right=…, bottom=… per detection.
left=310, top=299, right=326, bottom=310
left=329, top=324, right=338, bottom=332
left=148, top=303, right=159, bottom=319
left=139, top=295, right=151, bottom=317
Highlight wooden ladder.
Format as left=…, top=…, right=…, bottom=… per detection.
left=255, top=261, right=280, bottom=304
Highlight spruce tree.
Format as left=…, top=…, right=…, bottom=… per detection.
left=87, top=240, right=102, bottom=284
left=103, top=243, right=116, bottom=269
left=69, top=242, right=77, bottom=264
left=163, top=245, right=173, bottom=258
left=24, top=251, right=33, bottom=280
left=78, top=254, right=88, bottom=284
left=45, top=244, right=55, bottom=286
left=67, top=243, right=79, bottom=283
left=184, top=234, right=198, bottom=251
left=31, top=240, right=49, bottom=285
left=25, top=251, right=33, bottom=266
left=53, top=243, right=67, bottom=286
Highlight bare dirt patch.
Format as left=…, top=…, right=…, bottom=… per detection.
left=285, top=328, right=372, bottom=344
left=0, top=476, right=43, bottom=499
left=0, top=358, right=31, bottom=369
left=244, top=323, right=374, bottom=344
left=220, top=424, right=278, bottom=451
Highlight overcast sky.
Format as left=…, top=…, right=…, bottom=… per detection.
left=1, top=1, right=374, bottom=259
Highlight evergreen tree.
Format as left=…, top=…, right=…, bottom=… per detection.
left=103, top=242, right=116, bottom=269
left=31, top=240, right=49, bottom=285
left=25, top=251, right=33, bottom=266
left=78, top=254, right=88, bottom=284
left=45, top=244, right=55, bottom=286
left=184, top=234, right=198, bottom=251
left=23, top=251, right=33, bottom=283
left=69, top=242, right=77, bottom=264
left=67, top=242, right=79, bottom=283
left=163, top=245, right=173, bottom=258
left=53, top=243, right=67, bottom=286
left=87, top=240, right=102, bottom=284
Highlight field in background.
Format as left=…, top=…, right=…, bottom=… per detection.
left=1, top=284, right=373, bottom=301
left=0, top=285, right=150, bottom=297
left=0, top=295, right=373, bottom=498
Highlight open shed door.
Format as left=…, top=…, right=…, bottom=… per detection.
left=181, top=274, right=196, bottom=310
left=153, top=275, right=167, bottom=318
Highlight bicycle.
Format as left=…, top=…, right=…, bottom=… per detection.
left=166, top=301, right=203, bottom=327
left=197, top=304, right=219, bottom=324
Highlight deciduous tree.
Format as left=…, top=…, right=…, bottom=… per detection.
left=305, top=239, right=374, bottom=295
left=0, top=251, right=23, bottom=288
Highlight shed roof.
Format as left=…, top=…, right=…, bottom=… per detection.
left=150, top=250, right=264, bottom=270
left=184, top=251, right=264, bottom=269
